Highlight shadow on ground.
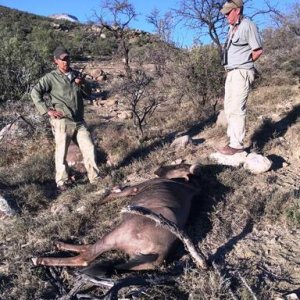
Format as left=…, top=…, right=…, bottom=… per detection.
left=117, top=112, right=217, bottom=168
left=250, top=104, right=300, bottom=152
left=169, top=164, right=232, bottom=263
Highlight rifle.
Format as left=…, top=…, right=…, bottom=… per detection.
left=71, top=65, right=92, bottom=99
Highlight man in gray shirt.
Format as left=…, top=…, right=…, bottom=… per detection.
left=219, top=0, right=263, bottom=155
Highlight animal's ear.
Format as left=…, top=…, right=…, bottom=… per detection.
left=154, top=164, right=192, bottom=180
left=184, top=175, right=190, bottom=182
left=189, top=164, right=201, bottom=176
left=153, top=166, right=163, bottom=176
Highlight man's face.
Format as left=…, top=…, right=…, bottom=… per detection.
left=54, top=55, right=70, bottom=73
left=225, top=8, right=241, bottom=25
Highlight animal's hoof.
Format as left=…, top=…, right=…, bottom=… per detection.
left=112, top=186, right=122, bottom=193
left=31, top=257, right=40, bottom=266
left=55, top=241, right=64, bottom=250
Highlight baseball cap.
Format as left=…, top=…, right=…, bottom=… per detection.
left=221, top=0, right=243, bottom=15
left=53, top=46, right=70, bottom=60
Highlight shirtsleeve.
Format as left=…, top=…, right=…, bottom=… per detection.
left=247, top=22, right=263, bottom=51
left=31, top=74, right=52, bottom=116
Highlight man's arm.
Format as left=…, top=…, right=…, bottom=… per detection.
left=247, top=20, right=263, bottom=62
left=31, top=75, right=51, bottom=116
left=252, top=48, right=263, bottom=62
left=31, top=74, right=64, bottom=119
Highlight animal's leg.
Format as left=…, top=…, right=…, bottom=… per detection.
left=55, top=241, right=89, bottom=253
left=32, top=254, right=93, bottom=267
left=32, top=236, right=115, bottom=267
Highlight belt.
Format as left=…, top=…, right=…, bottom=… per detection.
left=226, top=68, right=255, bottom=72
left=226, top=68, right=239, bottom=72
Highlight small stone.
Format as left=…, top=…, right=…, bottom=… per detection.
left=0, top=194, right=16, bottom=218
left=172, top=158, right=183, bottom=165
left=286, top=293, right=299, bottom=300
left=171, top=135, right=191, bottom=150
left=117, top=111, right=132, bottom=120
left=50, top=203, right=71, bottom=215
left=76, top=206, right=86, bottom=213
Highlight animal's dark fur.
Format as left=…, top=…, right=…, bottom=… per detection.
left=32, top=165, right=200, bottom=270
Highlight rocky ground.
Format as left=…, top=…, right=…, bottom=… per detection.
left=0, top=60, right=299, bottom=300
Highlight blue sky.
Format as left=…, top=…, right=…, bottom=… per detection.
left=0, top=0, right=296, bottom=46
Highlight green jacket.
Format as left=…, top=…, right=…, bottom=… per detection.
left=31, top=68, right=91, bottom=122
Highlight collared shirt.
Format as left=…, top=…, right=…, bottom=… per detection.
left=31, top=68, right=91, bottom=122
left=226, top=17, right=262, bottom=70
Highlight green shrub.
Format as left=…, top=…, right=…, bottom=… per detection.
left=169, top=44, right=224, bottom=109
left=0, top=33, right=49, bottom=102
left=258, top=3, right=300, bottom=83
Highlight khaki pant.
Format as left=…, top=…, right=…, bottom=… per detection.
left=50, top=119, right=99, bottom=186
left=224, top=69, right=255, bottom=149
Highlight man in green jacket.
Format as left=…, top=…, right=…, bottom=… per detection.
left=31, top=46, right=100, bottom=191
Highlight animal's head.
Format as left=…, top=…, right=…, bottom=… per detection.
left=154, top=163, right=201, bottom=182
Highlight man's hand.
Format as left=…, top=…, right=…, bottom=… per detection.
left=48, top=108, right=64, bottom=119
left=252, top=48, right=263, bottom=62
left=74, top=77, right=84, bottom=85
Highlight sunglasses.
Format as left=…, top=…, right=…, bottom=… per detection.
left=59, top=56, right=70, bottom=61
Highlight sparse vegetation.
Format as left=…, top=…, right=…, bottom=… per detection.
left=0, top=2, right=299, bottom=300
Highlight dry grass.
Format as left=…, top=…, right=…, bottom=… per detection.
left=0, top=57, right=299, bottom=300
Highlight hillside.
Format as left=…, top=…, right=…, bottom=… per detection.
left=0, top=5, right=299, bottom=300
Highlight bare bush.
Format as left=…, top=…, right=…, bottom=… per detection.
left=95, top=0, right=137, bottom=78
left=121, top=69, right=166, bottom=137
left=147, top=9, right=174, bottom=44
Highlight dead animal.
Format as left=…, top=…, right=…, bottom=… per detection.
left=32, top=165, right=200, bottom=270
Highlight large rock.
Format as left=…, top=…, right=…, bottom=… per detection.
left=209, top=151, right=248, bottom=167
left=48, top=14, right=79, bottom=23
left=244, top=153, right=272, bottom=174
left=209, top=151, right=272, bottom=174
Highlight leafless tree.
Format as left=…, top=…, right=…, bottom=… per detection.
left=144, top=10, right=175, bottom=77
left=174, top=0, right=281, bottom=56
left=96, top=0, right=137, bottom=77
left=273, top=2, right=300, bottom=36
left=147, top=9, right=174, bottom=43
left=121, top=69, right=165, bottom=137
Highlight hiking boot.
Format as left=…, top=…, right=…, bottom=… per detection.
left=218, top=145, right=244, bottom=155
